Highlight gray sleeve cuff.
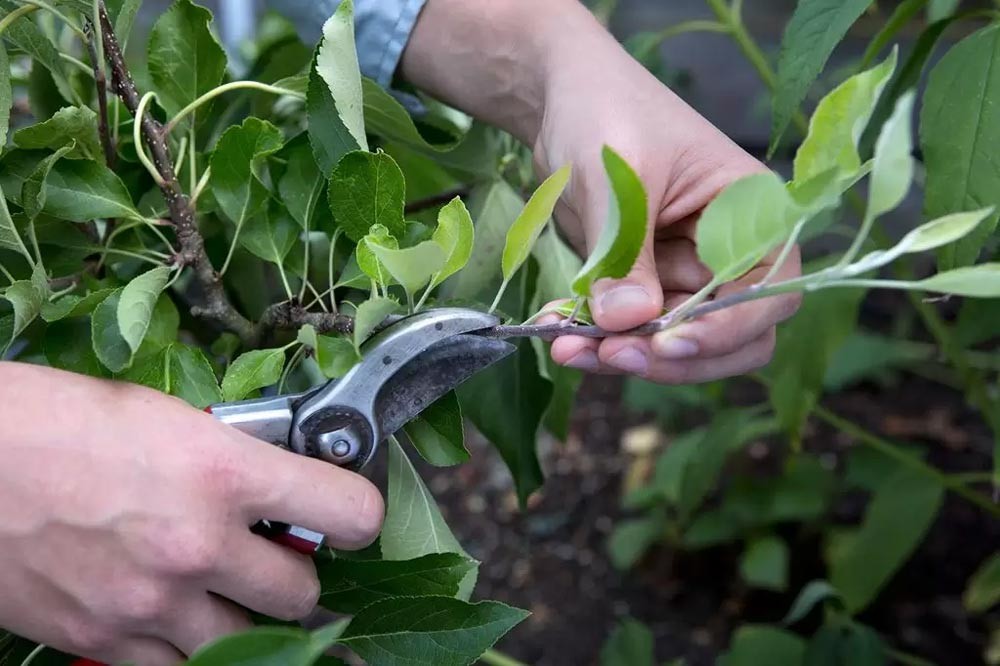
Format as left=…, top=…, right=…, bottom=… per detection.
left=269, top=0, right=428, bottom=88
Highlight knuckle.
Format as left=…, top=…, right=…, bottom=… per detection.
left=61, top=617, right=114, bottom=655
left=275, top=574, right=321, bottom=621
left=117, top=580, right=171, bottom=624
left=153, top=525, right=220, bottom=576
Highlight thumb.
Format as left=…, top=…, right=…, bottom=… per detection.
left=589, top=236, right=663, bottom=332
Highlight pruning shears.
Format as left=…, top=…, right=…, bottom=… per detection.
left=205, top=308, right=516, bottom=554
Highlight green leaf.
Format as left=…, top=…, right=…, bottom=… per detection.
left=42, top=159, right=142, bottom=222
left=403, top=391, right=469, bottom=466
left=719, top=626, right=806, bottom=666
left=221, top=348, right=288, bottom=402
left=147, top=0, right=227, bottom=119
left=860, top=0, right=926, bottom=70
left=114, top=0, right=143, bottom=48
left=867, top=91, right=915, bottom=220
left=898, top=208, right=995, bottom=255
left=430, top=197, right=475, bottom=288
left=352, top=296, right=399, bottom=352
left=771, top=0, right=875, bottom=152
left=240, top=205, right=298, bottom=266
left=328, top=150, right=406, bottom=242
left=696, top=172, right=800, bottom=282
left=41, top=288, right=114, bottom=322
left=600, top=618, right=655, bottom=666
left=768, top=289, right=864, bottom=442
left=830, top=465, right=944, bottom=613
left=804, top=623, right=887, bottom=666
left=0, top=182, right=32, bottom=264
left=357, top=224, right=398, bottom=285
left=608, top=513, right=665, bottom=570
left=317, top=553, right=476, bottom=614
left=784, top=580, right=843, bottom=625
left=2, top=269, right=48, bottom=351
left=0, top=47, right=10, bottom=149
left=572, top=148, right=647, bottom=296
left=964, top=553, right=1000, bottom=614
left=297, top=324, right=358, bottom=379
left=366, top=239, right=446, bottom=297
left=315, top=0, right=368, bottom=152
left=167, top=344, right=223, bottom=408
left=922, top=25, right=1000, bottom=270
left=928, top=0, right=959, bottom=21
left=501, top=164, right=571, bottom=281
left=915, top=263, right=1000, bottom=297
left=117, top=267, right=172, bottom=354
left=278, top=134, right=325, bottom=230
left=459, top=342, right=551, bottom=505
left=188, top=623, right=346, bottom=666
left=338, top=596, right=528, bottom=666
left=211, top=117, right=284, bottom=234
left=22, top=144, right=75, bottom=225
left=362, top=79, right=464, bottom=155
left=13, top=106, right=101, bottom=160
left=306, top=56, right=360, bottom=174
left=382, top=438, right=478, bottom=599
left=3, top=14, right=75, bottom=103
left=44, top=318, right=107, bottom=376
left=91, top=289, right=133, bottom=373
left=794, top=51, right=897, bottom=184
left=740, top=535, right=789, bottom=592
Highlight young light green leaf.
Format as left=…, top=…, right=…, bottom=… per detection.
left=91, top=289, right=134, bottom=373
left=0, top=47, right=10, bottom=148
left=366, top=239, right=446, bottom=297
left=211, top=118, right=284, bottom=234
left=830, top=465, right=944, bottom=613
left=352, top=296, right=399, bottom=351
left=338, top=596, right=528, bottom=666
left=783, top=580, right=843, bottom=625
left=794, top=50, right=897, bottom=184
left=117, top=267, right=172, bottom=354
left=147, top=0, right=227, bottom=119
left=695, top=171, right=800, bottom=282
left=13, top=106, right=101, bottom=160
left=43, top=159, right=143, bottom=222
left=430, top=197, right=474, bottom=288
left=315, top=0, right=368, bottom=152
left=221, top=348, right=288, bottom=402
left=868, top=91, right=916, bottom=219
left=501, top=164, right=571, bottom=281
left=600, top=618, right=655, bottom=666
left=572, top=148, right=647, bottom=296
left=328, top=150, right=406, bottom=242
left=771, top=0, right=875, bottom=152
left=902, top=208, right=996, bottom=254
left=316, top=553, right=476, bottom=614
left=914, top=263, right=1000, bottom=297
left=964, top=553, right=1000, bottom=614
left=297, top=324, right=359, bottom=379
left=0, top=182, right=33, bottom=264
left=740, top=536, right=789, bottom=592
left=277, top=134, right=325, bottom=230
left=403, top=392, right=469, bottom=466
left=922, top=25, right=1000, bottom=270
left=356, top=224, right=398, bottom=285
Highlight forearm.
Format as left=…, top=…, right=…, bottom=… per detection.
left=399, top=0, right=626, bottom=145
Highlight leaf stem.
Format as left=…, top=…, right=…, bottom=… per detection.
left=163, top=81, right=305, bottom=135
left=489, top=278, right=511, bottom=314
left=328, top=229, right=341, bottom=313
left=0, top=264, right=16, bottom=284
left=134, top=92, right=165, bottom=186
left=0, top=4, right=38, bottom=38
left=761, top=217, right=807, bottom=285
left=16, top=0, right=85, bottom=39
left=814, top=405, right=1000, bottom=518
left=189, top=166, right=212, bottom=207
left=478, top=649, right=529, bottom=666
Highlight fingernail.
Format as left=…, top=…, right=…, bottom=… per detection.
left=597, top=285, right=650, bottom=315
left=608, top=346, right=648, bottom=375
left=564, top=349, right=599, bottom=371
left=652, top=332, right=700, bottom=359
left=536, top=314, right=562, bottom=326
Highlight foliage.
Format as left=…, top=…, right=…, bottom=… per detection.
left=2, top=0, right=1000, bottom=664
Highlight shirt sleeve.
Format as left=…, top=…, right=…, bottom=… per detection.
left=267, top=0, right=427, bottom=89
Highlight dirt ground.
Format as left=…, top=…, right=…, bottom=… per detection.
left=415, top=372, right=999, bottom=666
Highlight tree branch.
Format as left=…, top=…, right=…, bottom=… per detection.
left=83, top=18, right=115, bottom=168
left=96, top=1, right=255, bottom=343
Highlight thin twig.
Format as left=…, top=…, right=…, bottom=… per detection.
left=82, top=18, right=114, bottom=168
